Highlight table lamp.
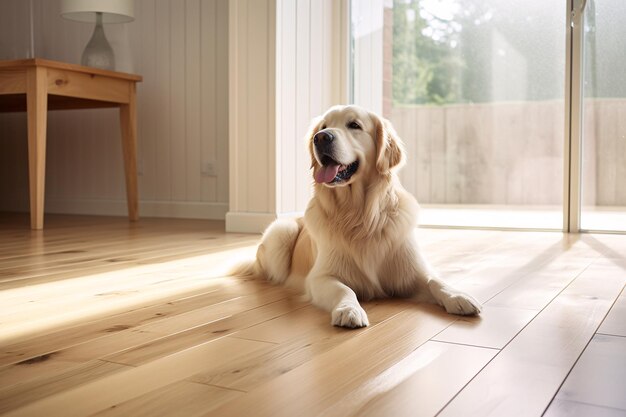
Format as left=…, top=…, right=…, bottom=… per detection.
left=60, top=0, right=134, bottom=71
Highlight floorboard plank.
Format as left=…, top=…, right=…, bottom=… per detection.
left=547, top=334, right=626, bottom=412
left=0, top=248, right=259, bottom=344
left=201, top=305, right=457, bottom=417
left=0, top=283, right=242, bottom=366
left=433, top=305, right=538, bottom=349
left=2, top=337, right=272, bottom=417
left=321, top=341, right=497, bottom=417
left=0, top=237, right=257, bottom=290
left=0, top=286, right=293, bottom=391
left=189, top=301, right=412, bottom=392
left=543, top=399, right=626, bottom=417
left=104, top=297, right=307, bottom=366
left=437, top=260, right=625, bottom=417
left=0, top=360, right=129, bottom=415
left=91, top=381, right=243, bottom=417
left=1, top=214, right=624, bottom=417
left=597, top=290, right=626, bottom=337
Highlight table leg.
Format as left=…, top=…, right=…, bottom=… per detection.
left=26, top=67, right=48, bottom=230
left=119, top=83, right=139, bottom=221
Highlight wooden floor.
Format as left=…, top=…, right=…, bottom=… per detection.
left=1, top=214, right=625, bottom=417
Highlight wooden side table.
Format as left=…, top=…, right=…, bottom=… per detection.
left=0, top=59, right=142, bottom=229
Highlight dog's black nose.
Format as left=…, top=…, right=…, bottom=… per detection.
left=313, top=130, right=334, bottom=146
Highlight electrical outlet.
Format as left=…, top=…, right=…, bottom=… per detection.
left=201, top=162, right=217, bottom=177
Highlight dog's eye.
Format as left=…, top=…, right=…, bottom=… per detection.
left=320, top=124, right=327, bottom=130
left=347, top=121, right=362, bottom=130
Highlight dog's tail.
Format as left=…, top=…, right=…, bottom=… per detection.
left=228, top=258, right=258, bottom=277
left=231, top=217, right=302, bottom=284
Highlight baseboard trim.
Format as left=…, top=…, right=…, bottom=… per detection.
left=139, top=201, right=228, bottom=220
left=0, top=199, right=229, bottom=220
left=0, top=199, right=309, bottom=228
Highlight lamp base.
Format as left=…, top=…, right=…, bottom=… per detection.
left=81, top=12, right=115, bottom=70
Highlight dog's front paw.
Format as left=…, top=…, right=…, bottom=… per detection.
left=441, top=291, right=482, bottom=316
left=331, top=303, right=369, bottom=328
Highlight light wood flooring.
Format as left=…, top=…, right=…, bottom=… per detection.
left=0, top=213, right=625, bottom=417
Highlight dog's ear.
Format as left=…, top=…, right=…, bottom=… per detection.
left=373, top=113, right=405, bottom=174
left=306, top=116, right=324, bottom=169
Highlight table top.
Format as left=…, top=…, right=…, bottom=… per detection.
left=0, top=58, right=143, bottom=82
left=0, top=58, right=142, bottom=113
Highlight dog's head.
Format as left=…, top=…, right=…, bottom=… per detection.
left=307, top=105, right=405, bottom=187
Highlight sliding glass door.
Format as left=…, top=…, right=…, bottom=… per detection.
left=580, top=0, right=626, bottom=232
left=351, top=0, right=566, bottom=229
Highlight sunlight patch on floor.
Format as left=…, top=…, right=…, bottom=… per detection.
left=0, top=245, right=259, bottom=345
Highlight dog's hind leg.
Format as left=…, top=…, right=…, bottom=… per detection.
left=255, top=218, right=302, bottom=284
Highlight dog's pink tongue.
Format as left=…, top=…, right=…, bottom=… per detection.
left=315, top=164, right=340, bottom=183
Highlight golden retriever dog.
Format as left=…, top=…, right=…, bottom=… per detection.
left=241, top=105, right=481, bottom=328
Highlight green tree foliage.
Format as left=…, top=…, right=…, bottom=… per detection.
left=391, top=0, right=569, bottom=106
left=392, top=0, right=465, bottom=106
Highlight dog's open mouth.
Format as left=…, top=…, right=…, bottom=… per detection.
left=315, top=155, right=359, bottom=184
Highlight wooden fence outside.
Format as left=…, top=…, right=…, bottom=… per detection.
left=391, top=99, right=626, bottom=206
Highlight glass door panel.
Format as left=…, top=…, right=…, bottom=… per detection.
left=580, top=0, right=626, bottom=231
left=353, top=0, right=565, bottom=229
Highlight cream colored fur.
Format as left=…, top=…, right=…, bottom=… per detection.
left=244, top=105, right=482, bottom=328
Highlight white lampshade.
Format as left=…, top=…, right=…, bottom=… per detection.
left=61, top=0, right=134, bottom=23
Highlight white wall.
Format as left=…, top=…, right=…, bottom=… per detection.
left=1, top=0, right=350, bottom=230
left=351, top=0, right=384, bottom=114
left=227, top=0, right=276, bottom=222
left=276, top=0, right=344, bottom=214
left=0, top=0, right=230, bottom=219
left=227, top=0, right=348, bottom=232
